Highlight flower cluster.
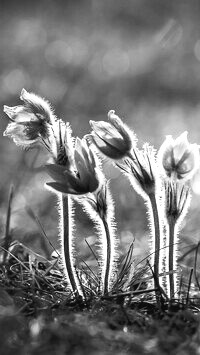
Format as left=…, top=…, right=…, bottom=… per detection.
left=3, top=88, right=200, bottom=301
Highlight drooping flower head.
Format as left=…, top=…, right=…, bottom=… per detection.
left=3, top=88, right=55, bottom=148
left=158, top=131, right=199, bottom=181
left=46, top=138, right=103, bottom=195
left=88, top=110, right=137, bottom=160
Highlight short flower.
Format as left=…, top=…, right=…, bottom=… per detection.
left=158, top=131, right=199, bottom=180
left=46, top=138, right=102, bottom=195
left=3, top=89, right=54, bottom=147
left=88, top=110, right=137, bottom=159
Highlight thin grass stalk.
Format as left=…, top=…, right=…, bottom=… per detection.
left=3, top=185, right=14, bottom=263
left=58, top=193, right=82, bottom=296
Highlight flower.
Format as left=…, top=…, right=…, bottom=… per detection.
left=158, top=131, right=200, bottom=180
left=164, top=181, right=191, bottom=222
left=49, top=119, right=74, bottom=168
left=82, top=181, right=110, bottom=220
left=88, top=110, right=136, bottom=159
left=46, top=138, right=102, bottom=195
left=117, top=144, right=158, bottom=198
left=3, top=88, right=55, bottom=148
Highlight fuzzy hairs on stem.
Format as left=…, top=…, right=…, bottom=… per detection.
left=57, top=193, right=83, bottom=296
left=77, top=181, right=118, bottom=295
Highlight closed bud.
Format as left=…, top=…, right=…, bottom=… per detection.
left=88, top=110, right=137, bottom=159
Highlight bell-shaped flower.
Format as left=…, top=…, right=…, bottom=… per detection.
left=158, top=131, right=200, bottom=181
left=88, top=110, right=137, bottom=160
left=3, top=89, right=55, bottom=148
left=46, top=138, right=103, bottom=195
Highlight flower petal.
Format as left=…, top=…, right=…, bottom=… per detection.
left=173, top=131, right=189, bottom=163
left=46, top=182, right=78, bottom=194
left=45, top=164, right=68, bottom=184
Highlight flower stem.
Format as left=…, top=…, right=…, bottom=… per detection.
left=59, top=193, right=81, bottom=296
left=148, top=192, right=161, bottom=288
left=168, top=216, right=176, bottom=299
left=101, top=216, right=112, bottom=295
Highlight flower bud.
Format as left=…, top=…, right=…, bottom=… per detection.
left=89, top=110, right=136, bottom=159
left=158, top=131, right=199, bottom=180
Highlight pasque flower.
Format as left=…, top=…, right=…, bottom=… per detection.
left=46, top=137, right=102, bottom=195
left=165, top=181, right=191, bottom=222
left=158, top=131, right=199, bottom=180
left=88, top=110, right=136, bottom=159
left=116, top=144, right=163, bottom=295
left=117, top=144, right=158, bottom=198
left=78, top=180, right=118, bottom=294
left=164, top=180, right=191, bottom=299
left=3, top=88, right=55, bottom=147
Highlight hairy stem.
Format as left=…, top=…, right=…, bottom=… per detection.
left=148, top=192, right=161, bottom=287
left=59, top=193, right=81, bottom=296
left=168, top=216, right=176, bottom=299
left=101, top=216, right=112, bottom=295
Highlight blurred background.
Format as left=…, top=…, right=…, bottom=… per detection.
left=1, top=0, right=200, bottom=265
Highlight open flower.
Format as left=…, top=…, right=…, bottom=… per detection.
left=46, top=138, right=102, bottom=195
left=88, top=110, right=137, bottom=159
left=158, top=132, right=199, bottom=181
left=3, top=88, right=55, bottom=148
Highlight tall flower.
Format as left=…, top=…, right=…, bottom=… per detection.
left=164, top=181, right=191, bottom=299
left=3, top=89, right=85, bottom=297
left=78, top=181, right=118, bottom=295
left=158, top=131, right=199, bottom=181
left=116, top=144, right=164, bottom=296
left=88, top=110, right=137, bottom=160
left=46, top=137, right=102, bottom=195
left=3, top=88, right=55, bottom=148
